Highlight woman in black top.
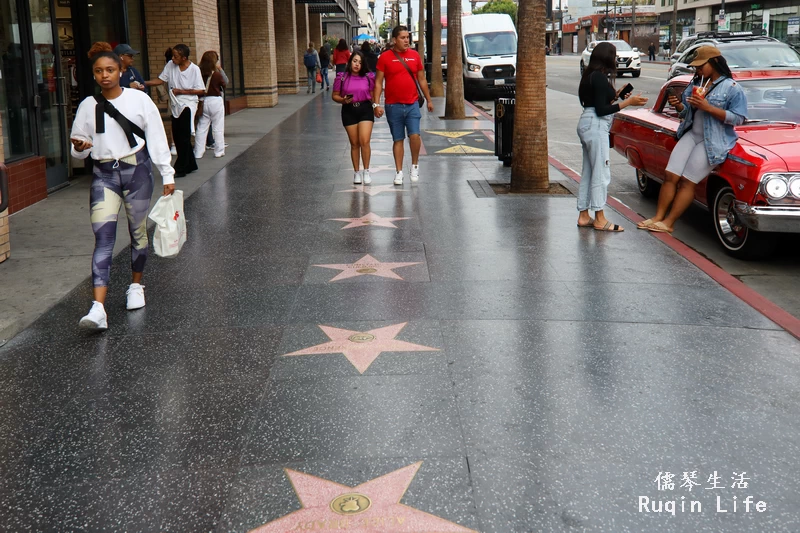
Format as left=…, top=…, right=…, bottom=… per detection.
left=576, top=42, right=648, bottom=232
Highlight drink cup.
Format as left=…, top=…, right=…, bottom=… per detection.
left=692, top=85, right=706, bottom=99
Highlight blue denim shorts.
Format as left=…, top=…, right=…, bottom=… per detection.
left=384, top=103, right=421, bottom=142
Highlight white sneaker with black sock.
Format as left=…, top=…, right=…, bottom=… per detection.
left=353, top=171, right=362, bottom=185
left=363, top=169, right=372, bottom=185
left=126, top=283, right=146, bottom=310
left=394, top=171, right=404, bottom=186
left=410, top=164, right=420, bottom=182
left=79, top=301, right=108, bottom=330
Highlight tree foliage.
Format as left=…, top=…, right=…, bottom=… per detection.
left=379, top=22, right=390, bottom=40
left=473, top=0, right=518, bottom=26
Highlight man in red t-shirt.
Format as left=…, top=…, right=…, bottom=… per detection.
left=373, top=25, right=434, bottom=186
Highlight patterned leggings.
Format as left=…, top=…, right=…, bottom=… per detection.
left=90, top=149, right=154, bottom=287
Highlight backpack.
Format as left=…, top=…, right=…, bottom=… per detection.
left=303, top=51, right=317, bottom=69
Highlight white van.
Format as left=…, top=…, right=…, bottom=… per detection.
left=461, top=13, right=517, bottom=98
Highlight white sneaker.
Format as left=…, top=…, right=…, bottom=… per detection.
left=353, top=171, right=362, bottom=185
left=170, top=145, right=177, bottom=156
left=363, top=170, right=372, bottom=185
left=394, top=171, right=404, bottom=186
left=214, top=152, right=225, bottom=158
left=410, top=165, right=420, bottom=182
left=126, top=283, right=146, bottom=310
left=79, top=301, right=108, bottom=330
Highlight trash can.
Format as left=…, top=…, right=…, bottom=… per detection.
left=495, top=96, right=516, bottom=167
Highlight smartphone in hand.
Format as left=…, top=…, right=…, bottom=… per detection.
left=620, top=83, right=634, bottom=99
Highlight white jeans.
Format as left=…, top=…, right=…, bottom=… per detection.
left=194, top=96, right=225, bottom=158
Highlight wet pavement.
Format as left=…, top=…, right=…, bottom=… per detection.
left=1, top=95, right=800, bottom=532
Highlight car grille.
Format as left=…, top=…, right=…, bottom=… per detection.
left=617, top=57, right=632, bottom=68
left=482, top=65, right=515, bottom=79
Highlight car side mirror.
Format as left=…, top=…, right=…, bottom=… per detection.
left=633, top=47, right=639, bottom=53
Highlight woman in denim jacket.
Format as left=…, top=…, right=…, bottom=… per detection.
left=640, top=46, right=748, bottom=233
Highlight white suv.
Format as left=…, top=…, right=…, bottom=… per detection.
left=580, top=40, right=642, bottom=78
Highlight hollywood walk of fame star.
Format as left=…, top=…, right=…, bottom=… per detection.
left=313, top=254, right=422, bottom=282
left=328, top=212, right=410, bottom=230
left=365, top=164, right=397, bottom=174
left=338, top=184, right=405, bottom=197
left=282, top=323, right=438, bottom=373
left=248, top=462, right=477, bottom=533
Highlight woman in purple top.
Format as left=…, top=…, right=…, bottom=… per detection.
left=333, top=51, right=376, bottom=184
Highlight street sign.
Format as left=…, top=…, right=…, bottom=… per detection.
left=789, top=16, right=800, bottom=35
left=718, top=14, right=730, bottom=31
left=762, top=11, right=770, bottom=34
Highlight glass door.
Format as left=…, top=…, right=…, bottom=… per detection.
left=29, top=0, right=69, bottom=190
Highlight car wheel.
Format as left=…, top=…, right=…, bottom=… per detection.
left=636, top=169, right=660, bottom=198
left=632, top=70, right=641, bottom=78
left=711, top=185, right=778, bottom=260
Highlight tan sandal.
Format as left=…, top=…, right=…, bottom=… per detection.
left=637, top=218, right=657, bottom=229
left=593, top=221, right=624, bottom=232
left=647, top=221, right=673, bottom=234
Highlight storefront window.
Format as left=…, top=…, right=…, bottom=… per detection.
left=219, top=0, right=244, bottom=98
left=0, top=0, right=34, bottom=159
left=126, top=0, right=149, bottom=80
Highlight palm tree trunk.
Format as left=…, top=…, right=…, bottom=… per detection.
left=431, top=3, right=444, bottom=97
left=444, top=0, right=465, bottom=119
left=510, top=0, right=549, bottom=192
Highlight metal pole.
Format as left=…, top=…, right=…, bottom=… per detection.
left=671, top=0, right=677, bottom=52
left=631, top=0, right=636, bottom=44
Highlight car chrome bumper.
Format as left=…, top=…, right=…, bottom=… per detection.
left=733, top=201, right=800, bottom=233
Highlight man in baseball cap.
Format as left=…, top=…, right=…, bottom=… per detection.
left=114, top=44, right=146, bottom=91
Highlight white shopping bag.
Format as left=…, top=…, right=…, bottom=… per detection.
left=148, top=190, right=187, bottom=258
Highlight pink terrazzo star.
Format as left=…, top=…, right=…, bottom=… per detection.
left=338, top=184, right=405, bottom=197
left=313, top=254, right=421, bottom=282
left=329, top=212, right=411, bottom=230
left=248, top=462, right=477, bottom=533
left=283, top=323, right=438, bottom=373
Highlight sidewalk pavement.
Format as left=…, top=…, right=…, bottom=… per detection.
left=0, top=92, right=323, bottom=345
left=1, top=94, right=800, bottom=531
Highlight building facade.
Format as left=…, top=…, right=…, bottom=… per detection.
left=655, top=0, right=800, bottom=49
left=0, top=0, right=357, bottom=250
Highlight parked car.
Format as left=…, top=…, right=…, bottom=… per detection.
left=609, top=71, right=800, bottom=259
left=669, top=39, right=800, bottom=80
left=580, top=40, right=642, bottom=77
left=668, top=30, right=773, bottom=64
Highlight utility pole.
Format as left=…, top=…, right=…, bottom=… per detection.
left=418, top=0, right=425, bottom=53
left=671, top=0, right=677, bottom=52
left=631, top=0, right=636, bottom=45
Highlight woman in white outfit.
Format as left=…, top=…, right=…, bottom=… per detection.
left=70, top=42, right=175, bottom=330
left=194, top=50, right=227, bottom=159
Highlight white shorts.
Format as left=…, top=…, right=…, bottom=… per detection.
left=665, top=127, right=714, bottom=184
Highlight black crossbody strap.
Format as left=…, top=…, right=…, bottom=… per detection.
left=94, top=94, right=146, bottom=148
left=392, top=51, right=419, bottom=88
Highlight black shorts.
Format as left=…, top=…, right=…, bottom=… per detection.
left=341, top=102, right=375, bottom=127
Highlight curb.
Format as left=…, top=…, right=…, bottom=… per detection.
left=548, top=155, right=800, bottom=342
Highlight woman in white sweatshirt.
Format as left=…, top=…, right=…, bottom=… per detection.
left=70, top=42, right=175, bottom=330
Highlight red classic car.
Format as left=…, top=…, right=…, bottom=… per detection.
left=610, top=70, right=800, bottom=259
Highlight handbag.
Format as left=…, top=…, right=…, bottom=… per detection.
left=316, top=71, right=323, bottom=84
left=391, top=51, right=425, bottom=108
left=155, top=84, right=168, bottom=103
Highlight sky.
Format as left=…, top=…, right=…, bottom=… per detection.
left=373, top=0, right=478, bottom=32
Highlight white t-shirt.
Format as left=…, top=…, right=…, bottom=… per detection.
left=158, top=61, right=204, bottom=119
left=70, top=88, right=176, bottom=185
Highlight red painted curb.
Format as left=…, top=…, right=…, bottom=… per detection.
left=465, top=100, right=495, bottom=122
left=549, top=155, right=800, bottom=342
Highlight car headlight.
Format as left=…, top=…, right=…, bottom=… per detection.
left=761, top=173, right=789, bottom=199
left=468, top=63, right=481, bottom=72
left=790, top=175, right=800, bottom=198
